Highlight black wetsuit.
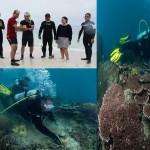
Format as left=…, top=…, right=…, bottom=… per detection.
left=0, top=19, right=5, bottom=57
left=20, top=20, right=34, bottom=47
left=39, top=21, right=56, bottom=56
left=17, top=97, right=60, bottom=144
left=78, top=20, right=96, bottom=61
left=26, top=98, right=58, bottom=140
left=139, top=32, right=150, bottom=61
left=120, top=32, right=150, bottom=62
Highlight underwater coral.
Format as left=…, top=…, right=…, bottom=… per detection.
left=98, top=61, right=150, bottom=150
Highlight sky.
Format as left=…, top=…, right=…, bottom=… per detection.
left=0, top=0, right=96, bottom=28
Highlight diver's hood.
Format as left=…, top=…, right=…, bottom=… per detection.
left=44, top=104, right=54, bottom=112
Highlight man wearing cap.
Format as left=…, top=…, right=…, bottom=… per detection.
left=7, top=10, right=27, bottom=66
left=0, top=13, right=5, bottom=58
left=20, top=12, right=34, bottom=60
left=39, top=13, right=56, bottom=58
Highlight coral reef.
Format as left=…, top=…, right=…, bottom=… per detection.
left=99, top=84, right=149, bottom=150
left=0, top=131, right=14, bottom=149
left=12, top=126, right=19, bottom=134
left=57, top=103, right=97, bottom=123
left=125, top=75, right=143, bottom=94
left=0, top=102, right=97, bottom=150
left=130, top=68, right=138, bottom=75
left=97, top=61, right=120, bottom=108
left=0, top=115, right=13, bottom=132
left=144, top=73, right=150, bottom=82
left=98, top=61, right=150, bottom=150
left=143, top=104, right=150, bottom=119
left=12, top=124, right=28, bottom=138
left=134, top=91, right=149, bottom=104
left=18, top=125, right=28, bottom=138
left=80, top=103, right=97, bottom=121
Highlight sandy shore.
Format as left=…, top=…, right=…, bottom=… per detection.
left=0, top=46, right=96, bottom=68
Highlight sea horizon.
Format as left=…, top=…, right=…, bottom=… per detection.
left=2, top=26, right=96, bottom=52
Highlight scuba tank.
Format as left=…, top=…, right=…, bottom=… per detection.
left=14, top=90, right=39, bottom=102
left=137, top=29, right=150, bottom=40
left=137, top=19, right=150, bottom=40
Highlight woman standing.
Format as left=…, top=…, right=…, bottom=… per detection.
left=56, top=17, right=72, bottom=60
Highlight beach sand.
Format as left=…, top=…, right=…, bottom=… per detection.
left=0, top=45, right=96, bottom=68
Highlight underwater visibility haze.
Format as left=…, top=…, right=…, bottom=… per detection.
left=98, top=0, right=150, bottom=149
left=0, top=69, right=97, bottom=150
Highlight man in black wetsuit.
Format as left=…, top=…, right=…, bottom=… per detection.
left=20, top=12, right=34, bottom=60
left=38, top=13, right=56, bottom=58
left=78, top=13, right=96, bottom=64
left=20, top=95, right=62, bottom=145
left=0, top=14, right=5, bottom=58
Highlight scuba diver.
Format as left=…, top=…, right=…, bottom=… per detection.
left=0, top=77, right=30, bottom=109
left=0, top=78, right=62, bottom=145
left=16, top=95, right=62, bottom=145
left=110, top=20, right=150, bottom=63
left=10, top=76, right=30, bottom=99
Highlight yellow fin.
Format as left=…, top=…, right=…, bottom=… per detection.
left=110, top=48, right=120, bottom=57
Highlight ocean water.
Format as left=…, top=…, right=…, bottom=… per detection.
left=0, top=68, right=97, bottom=149
left=98, top=1, right=150, bottom=150
left=2, top=26, right=96, bottom=52
left=98, top=0, right=150, bottom=59
left=0, top=68, right=96, bottom=103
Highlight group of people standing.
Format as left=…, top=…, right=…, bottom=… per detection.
left=0, top=10, right=96, bottom=66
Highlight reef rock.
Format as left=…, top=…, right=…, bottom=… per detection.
left=0, top=115, right=13, bottom=131
left=12, top=124, right=28, bottom=138
left=0, top=131, right=13, bottom=149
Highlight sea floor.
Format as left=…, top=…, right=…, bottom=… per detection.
left=0, top=104, right=97, bottom=150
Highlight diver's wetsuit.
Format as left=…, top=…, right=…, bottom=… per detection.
left=139, top=32, right=150, bottom=61
left=39, top=21, right=56, bottom=57
left=18, top=97, right=62, bottom=145
left=78, top=20, right=96, bottom=61
left=26, top=98, right=58, bottom=140
left=120, top=33, right=150, bottom=61
left=0, top=19, right=5, bottom=58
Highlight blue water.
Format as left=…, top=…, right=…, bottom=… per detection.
left=97, top=0, right=150, bottom=59
left=0, top=69, right=96, bottom=104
